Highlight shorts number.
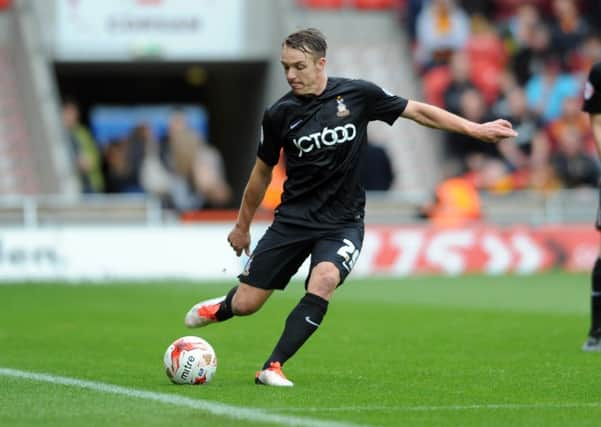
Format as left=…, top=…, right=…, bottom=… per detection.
left=337, top=239, right=360, bottom=272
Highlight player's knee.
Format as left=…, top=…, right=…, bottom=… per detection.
left=308, top=263, right=340, bottom=298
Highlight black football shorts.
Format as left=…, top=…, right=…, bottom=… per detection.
left=238, top=220, right=364, bottom=290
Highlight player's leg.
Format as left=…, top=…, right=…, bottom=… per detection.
left=185, top=221, right=312, bottom=341
left=257, top=224, right=363, bottom=386
left=583, top=222, right=601, bottom=351
left=185, top=223, right=310, bottom=328
left=184, top=284, right=272, bottom=327
left=256, top=261, right=337, bottom=387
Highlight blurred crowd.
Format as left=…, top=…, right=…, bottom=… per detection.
left=62, top=99, right=232, bottom=212
left=60, top=0, right=601, bottom=217
left=402, top=0, right=601, bottom=194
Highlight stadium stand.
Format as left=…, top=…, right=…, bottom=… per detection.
left=403, top=0, right=601, bottom=200
left=0, top=0, right=599, bottom=227
left=0, top=0, right=78, bottom=196
left=0, top=6, right=37, bottom=194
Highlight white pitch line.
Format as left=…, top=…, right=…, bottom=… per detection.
left=0, top=368, right=370, bottom=427
left=278, top=402, right=601, bottom=413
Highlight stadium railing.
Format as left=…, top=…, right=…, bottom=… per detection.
left=0, top=189, right=595, bottom=227
left=365, top=189, right=596, bottom=225
left=0, top=194, right=164, bottom=227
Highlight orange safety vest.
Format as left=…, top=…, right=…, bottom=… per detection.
left=430, top=177, right=482, bottom=227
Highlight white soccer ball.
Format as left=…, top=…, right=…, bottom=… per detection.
left=163, top=336, right=217, bottom=385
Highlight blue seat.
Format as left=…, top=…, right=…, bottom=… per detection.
left=90, top=105, right=208, bottom=147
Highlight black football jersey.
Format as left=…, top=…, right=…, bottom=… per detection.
left=258, top=77, right=408, bottom=228
left=583, top=62, right=601, bottom=114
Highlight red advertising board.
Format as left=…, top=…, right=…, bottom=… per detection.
left=361, top=224, right=598, bottom=276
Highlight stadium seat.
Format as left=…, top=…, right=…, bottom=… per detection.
left=352, top=0, right=396, bottom=9
left=469, top=60, right=501, bottom=105
left=298, top=0, right=344, bottom=8
left=90, top=105, right=208, bottom=146
left=465, top=34, right=507, bottom=73
left=422, top=66, right=451, bottom=107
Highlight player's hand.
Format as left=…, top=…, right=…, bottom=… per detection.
left=476, top=119, right=518, bottom=144
left=227, top=225, right=251, bottom=257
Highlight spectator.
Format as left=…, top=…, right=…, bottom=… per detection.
left=415, top=0, right=470, bottom=70
left=126, top=124, right=152, bottom=192
left=548, top=0, right=590, bottom=66
left=465, top=154, right=515, bottom=193
left=419, top=161, right=482, bottom=227
left=581, top=0, right=601, bottom=30
left=62, top=98, right=104, bottom=193
left=546, top=95, right=596, bottom=157
left=443, top=51, right=476, bottom=114
left=361, top=141, right=395, bottom=190
left=102, top=137, right=137, bottom=193
left=511, top=21, right=552, bottom=86
left=139, top=125, right=171, bottom=199
left=194, top=142, right=233, bottom=208
left=445, top=88, right=497, bottom=161
left=465, top=15, right=506, bottom=104
left=491, top=68, right=520, bottom=117
left=503, top=3, right=541, bottom=51
left=551, top=127, right=600, bottom=188
left=524, top=53, right=580, bottom=122
left=102, top=125, right=148, bottom=194
left=571, top=33, right=601, bottom=77
left=162, top=110, right=232, bottom=211
left=498, top=86, right=548, bottom=172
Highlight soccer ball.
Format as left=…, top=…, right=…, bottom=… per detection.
left=163, top=336, right=217, bottom=385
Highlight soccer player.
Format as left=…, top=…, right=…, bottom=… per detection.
left=582, top=60, right=601, bottom=352
left=184, top=28, right=517, bottom=385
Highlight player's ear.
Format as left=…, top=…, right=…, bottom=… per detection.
left=316, top=56, right=326, bottom=70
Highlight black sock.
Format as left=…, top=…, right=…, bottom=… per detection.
left=263, top=293, right=328, bottom=369
left=215, top=286, right=238, bottom=322
left=590, top=258, right=601, bottom=337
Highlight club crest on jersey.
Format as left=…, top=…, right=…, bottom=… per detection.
left=336, top=96, right=350, bottom=117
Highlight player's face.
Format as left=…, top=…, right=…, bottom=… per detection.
left=280, top=45, right=326, bottom=96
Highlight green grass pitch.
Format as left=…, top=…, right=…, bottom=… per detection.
left=1, top=273, right=600, bottom=427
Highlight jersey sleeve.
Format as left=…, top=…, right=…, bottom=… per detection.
left=583, top=63, right=601, bottom=114
left=256, top=109, right=282, bottom=166
left=358, top=79, right=408, bottom=125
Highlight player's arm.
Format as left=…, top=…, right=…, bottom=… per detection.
left=591, top=114, right=601, bottom=158
left=401, top=100, right=517, bottom=143
left=228, top=158, right=273, bottom=256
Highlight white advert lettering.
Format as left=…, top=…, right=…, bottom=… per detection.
left=292, top=124, right=357, bottom=157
